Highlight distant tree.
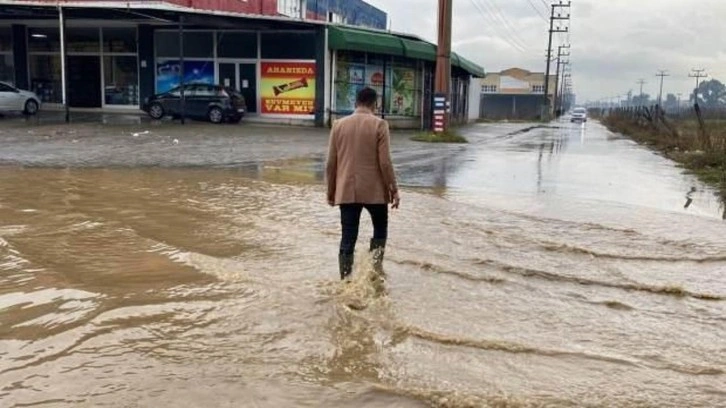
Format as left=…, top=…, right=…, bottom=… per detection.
left=692, top=79, right=726, bottom=108
left=632, top=93, right=652, bottom=107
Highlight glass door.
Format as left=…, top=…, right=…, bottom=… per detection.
left=218, top=62, right=256, bottom=114
left=238, top=63, right=257, bottom=114
left=218, top=63, right=237, bottom=90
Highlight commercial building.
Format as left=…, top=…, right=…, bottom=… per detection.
left=479, top=67, right=556, bottom=120
left=0, top=0, right=483, bottom=128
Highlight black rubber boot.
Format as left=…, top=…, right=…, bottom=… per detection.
left=339, top=253, right=354, bottom=280
left=369, top=239, right=386, bottom=274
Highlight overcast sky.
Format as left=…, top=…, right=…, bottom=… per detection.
left=365, top=0, right=726, bottom=103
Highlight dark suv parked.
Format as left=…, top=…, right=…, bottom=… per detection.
left=142, top=83, right=246, bottom=124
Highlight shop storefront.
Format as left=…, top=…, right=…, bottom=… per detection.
left=328, top=26, right=484, bottom=129
left=26, top=26, right=138, bottom=108
left=152, top=30, right=318, bottom=118
left=0, top=3, right=483, bottom=128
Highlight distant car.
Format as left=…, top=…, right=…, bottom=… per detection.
left=142, top=83, right=246, bottom=124
left=0, top=81, right=41, bottom=116
left=571, top=107, right=587, bottom=123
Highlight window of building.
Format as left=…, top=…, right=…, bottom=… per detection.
left=67, top=28, right=100, bottom=53
left=28, top=28, right=60, bottom=52
left=103, top=28, right=137, bottom=53
left=0, top=54, right=13, bottom=84
left=155, top=31, right=214, bottom=59
left=217, top=32, right=257, bottom=59
left=104, top=56, right=138, bottom=105
left=261, top=32, right=316, bottom=59
left=334, top=51, right=423, bottom=117
left=278, top=0, right=303, bottom=17
left=0, top=28, right=12, bottom=84
left=0, top=27, right=11, bottom=52
left=29, top=55, right=62, bottom=103
left=482, top=85, right=497, bottom=93
left=532, top=85, right=544, bottom=93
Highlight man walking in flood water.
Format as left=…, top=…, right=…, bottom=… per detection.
left=326, top=87, right=400, bottom=280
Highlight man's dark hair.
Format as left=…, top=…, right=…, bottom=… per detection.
left=356, top=87, right=378, bottom=108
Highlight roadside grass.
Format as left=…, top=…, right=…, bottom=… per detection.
left=601, top=115, right=726, bottom=201
left=411, top=130, right=468, bottom=144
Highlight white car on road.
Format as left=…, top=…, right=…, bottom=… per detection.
left=570, top=107, right=588, bottom=123
left=0, top=82, right=41, bottom=116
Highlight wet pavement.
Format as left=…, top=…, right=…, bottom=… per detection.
left=0, top=117, right=725, bottom=407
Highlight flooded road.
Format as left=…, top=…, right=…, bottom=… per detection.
left=0, top=119, right=725, bottom=407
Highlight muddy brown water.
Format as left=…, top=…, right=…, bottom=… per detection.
left=0, top=120, right=725, bottom=407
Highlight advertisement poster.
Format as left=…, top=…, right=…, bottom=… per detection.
left=390, top=67, right=417, bottom=116
left=366, top=65, right=385, bottom=114
left=156, top=60, right=215, bottom=94
left=261, top=61, right=316, bottom=115
left=334, top=62, right=365, bottom=112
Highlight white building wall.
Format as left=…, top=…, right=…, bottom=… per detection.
left=467, top=76, right=480, bottom=122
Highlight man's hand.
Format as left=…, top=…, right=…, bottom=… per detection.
left=391, top=191, right=401, bottom=210
left=327, top=197, right=335, bottom=207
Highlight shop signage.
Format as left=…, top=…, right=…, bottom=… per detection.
left=260, top=61, right=316, bottom=115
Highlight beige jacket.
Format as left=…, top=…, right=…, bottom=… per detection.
left=326, top=108, right=398, bottom=205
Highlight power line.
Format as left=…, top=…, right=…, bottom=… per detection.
left=477, top=0, right=530, bottom=51
left=525, top=0, right=548, bottom=21
left=467, top=0, right=527, bottom=52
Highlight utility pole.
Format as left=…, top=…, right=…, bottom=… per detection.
left=636, top=79, right=646, bottom=105
left=543, top=1, right=571, bottom=121
left=689, top=68, right=708, bottom=106
left=433, top=0, right=453, bottom=133
left=655, top=70, right=669, bottom=106
left=553, top=44, right=570, bottom=118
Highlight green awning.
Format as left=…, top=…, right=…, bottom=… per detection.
left=453, top=53, right=485, bottom=77
left=400, top=38, right=436, bottom=61
left=328, top=26, right=484, bottom=77
left=328, top=26, right=404, bottom=56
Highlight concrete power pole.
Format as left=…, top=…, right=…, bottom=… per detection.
left=655, top=70, right=669, bottom=107
left=433, top=0, right=453, bottom=133
left=636, top=79, right=646, bottom=105
left=553, top=44, right=570, bottom=118
left=543, top=1, right=571, bottom=121
left=689, top=68, right=708, bottom=106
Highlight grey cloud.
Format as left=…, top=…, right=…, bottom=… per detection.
left=367, top=0, right=726, bottom=101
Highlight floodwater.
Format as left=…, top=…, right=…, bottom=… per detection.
left=0, top=119, right=725, bottom=407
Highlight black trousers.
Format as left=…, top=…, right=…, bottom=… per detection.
left=339, top=204, right=388, bottom=255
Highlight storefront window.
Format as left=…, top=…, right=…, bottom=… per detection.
left=155, top=31, right=214, bottom=58
left=0, top=27, right=11, bottom=52
left=67, top=28, right=100, bottom=53
left=104, top=56, right=139, bottom=105
left=335, top=51, right=422, bottom=117
left=389, top=65, right=419, bottom=116
left=217, top=32, right=257, bottom=59
left=155, top=59, right=215, bottom=94
left=103, top=28, right=137, bottom=53
left=0, top=28, right=11, bottom=85
left=28, top=28, right=60, bottom=52
left=0, top=54, right=13, bottom=84
left=29, top=55, right=62, bottom=103
left=261, top=32, right=315, bottom=59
